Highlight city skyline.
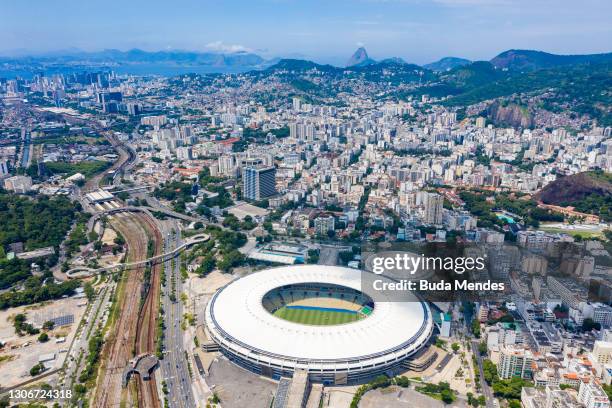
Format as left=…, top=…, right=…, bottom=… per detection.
left=1, top=0, right=611, bottom=65
left=0, top=2, right=611, bottom=407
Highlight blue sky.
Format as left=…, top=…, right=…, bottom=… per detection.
left=1, top=0, right=610, bottom=64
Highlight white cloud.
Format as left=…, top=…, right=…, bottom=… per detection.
left=204, top=41, right=251, bottom=53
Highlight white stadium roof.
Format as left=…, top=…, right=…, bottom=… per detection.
left=205, top=265, right=432, bottom=368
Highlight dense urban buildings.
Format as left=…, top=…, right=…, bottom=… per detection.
left=0, top=6, right=610, bottom=406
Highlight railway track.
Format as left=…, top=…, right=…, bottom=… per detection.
left=84, top=133, right=131, bottom=192
left=93, top=213, right=162, bottom=408
left=133, top=213, right=163, bottom=408
left=94, top=214, right=146, bottom=408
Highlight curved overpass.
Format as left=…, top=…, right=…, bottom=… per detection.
left=66, top=234, right=209, bottom=278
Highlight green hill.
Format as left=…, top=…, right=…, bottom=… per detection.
left=535, top=171, right=612, bottom=221
left=491, top=49, right=612, bottom=71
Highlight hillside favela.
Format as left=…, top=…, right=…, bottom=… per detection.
left=0, top=1, right=611, bottom=408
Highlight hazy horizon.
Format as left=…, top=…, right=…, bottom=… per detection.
left=1, top=0, right=611, bottom=65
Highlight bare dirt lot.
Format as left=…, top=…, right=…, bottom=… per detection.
left=186, top=270, right=235, bottom=324
left=359, top=385, right=469, bottom=408
left=0, top=296, right=86, bottom=388
left=206, top=355, right=276, bottom=408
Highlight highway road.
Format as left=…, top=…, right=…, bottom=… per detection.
left=84, top=133, right=130, bottom=192
left=160, top=223, right=196, bottom=408
left=62, top=282, right=114, bottom=398
left=471, top=339, right=495, bottom=408
left=18, top=128, right=32, bottom=168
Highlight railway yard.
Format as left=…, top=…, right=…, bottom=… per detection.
left=94, top=214, right=143, bottom=407
left=0, top=108, right=218, bottom=408
left=93, top=212, right=162, bottom=408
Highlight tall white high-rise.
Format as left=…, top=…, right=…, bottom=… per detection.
left=578, top=382, right=611, bottom=408
left=424, top=193, right=443, bottom=225
left=292, top=97, right=302, bottom=111
left=498, top=345, right=533, bottom=380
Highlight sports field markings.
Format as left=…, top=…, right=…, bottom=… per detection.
left=273, top=306, right=363, bottom=326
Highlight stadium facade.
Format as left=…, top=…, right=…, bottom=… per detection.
left=204, top=265, right=433, bottom=385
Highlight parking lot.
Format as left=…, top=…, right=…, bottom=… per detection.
left=206, top=355, right=276, bottom=408
left=360, top=386, right=469, bottom=408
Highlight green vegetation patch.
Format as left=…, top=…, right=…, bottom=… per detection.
left=415, top=381, right=456, bottom=404
left=0, top=193, right=80, bottom=253
left=274, top=306, right=362, bottom=326
left=45, top=160, right=111, bottom=179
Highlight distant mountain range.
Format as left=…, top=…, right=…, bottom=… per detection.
left=0, top=48, right=271, bottom=70
left=423, top=57, right=471, bottom=71
left=490, top=49, right=612, bottom=70
left=2, top=47, right=611, bottom=74
left=1, top=46, right=609, bottom=127
left=346, top=47, right=376, bottom=67
left=343, top=47, right=612, bottom=71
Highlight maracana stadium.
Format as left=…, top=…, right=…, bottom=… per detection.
left=204, top=265, right=433, bottom=384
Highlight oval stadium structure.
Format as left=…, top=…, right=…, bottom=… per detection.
left=204, top=265, right=433, bottom=384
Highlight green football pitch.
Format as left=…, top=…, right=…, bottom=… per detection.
left=274, top=307, right=362, bottom=325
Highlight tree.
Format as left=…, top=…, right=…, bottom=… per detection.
left=30, top=363, right=44, bottom=376
left=339, top=251, right=354, bottom=265
left=84, top=282, right=95, bottom=301
left=451, top=343, right=460, bottom=353
left=217, top=250, right=245, bottom=272
left=307, top=249, right=320, bottom=264
left=482, top=359, right=498, bottom=384
left=88, top=230, right=99, bottom=242
left=38, top=332, right=49, bottom=342
left=222, top=214, right=241, bottom=231
left=43, top=320, right=55, bottom=330
left=583, top=318, right=601, bottom=332
left=395, top=376, right=410, bottom=388
left=478, top=341, right=488, bottom=356
left=197, top=255, right=216, bottom=277
left=114, top=234, right=126, bottom=246
left=1, top=277, right=80, bottom=310
left=472, top=319, right=481, bottom=338
left=14, top=313, right=26, bottom=325
left=467, top=392, right=478, bottom=407
left=13, top=313, right=39, bottom=335
left=441, top=388, right=454, bottom=404
left=435, top=338, right=447, bottom=349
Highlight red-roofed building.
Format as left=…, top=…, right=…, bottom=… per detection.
left=216, top=137, right=240, bottom=146
left=174, top=167, right=201, bottom=177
